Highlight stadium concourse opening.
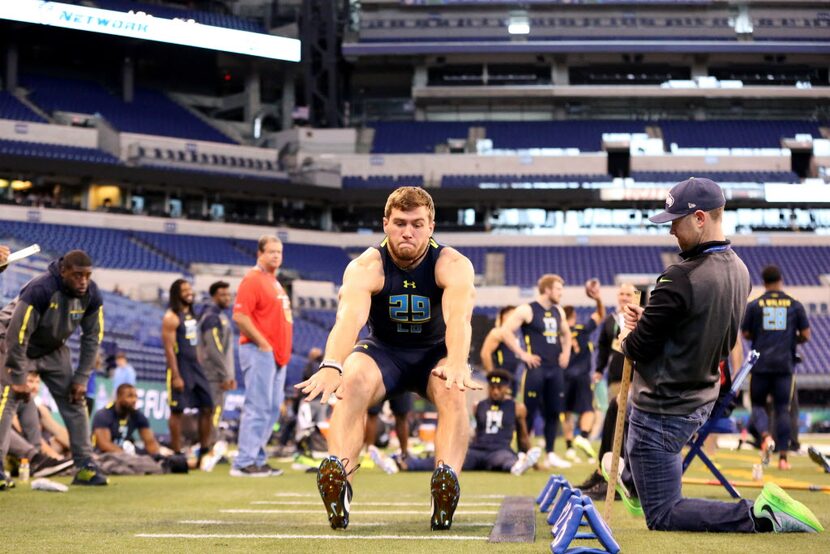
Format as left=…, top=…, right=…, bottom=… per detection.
left=1, top=0, right=829, bottom=550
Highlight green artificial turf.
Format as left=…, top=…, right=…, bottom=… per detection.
left=4, top=440, right=829, bottom=553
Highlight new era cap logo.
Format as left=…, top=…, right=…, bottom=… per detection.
left=688, top=202, right=696, bottom=209
left=666, top=192, right=674, bottom=208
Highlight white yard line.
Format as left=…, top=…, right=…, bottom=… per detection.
left=252, top=501, right=501, bottom=507
left=136, top=533, right=487, bottom=541
left=180, top=520, right=492, bottom=528
left=273, top=492, right=508, bottom=499
left=179, top=520, right=388, bottom=527
left=221, top=509, right=499, bottom=515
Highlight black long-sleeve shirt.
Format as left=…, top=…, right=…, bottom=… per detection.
left=622, top=240, right=750, bottom=415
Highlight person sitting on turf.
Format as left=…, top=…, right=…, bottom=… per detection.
left=92, top=384, right=160, bottom=457
left=378, top=370, right=541, bottom=475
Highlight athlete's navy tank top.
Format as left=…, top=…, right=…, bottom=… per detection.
left=493, top=339, right=520, bottom=370
left=472, top=398, right=516, bottom=451
left=175, top=310, right=200, bottom=364
left=367, top=237, right=445, bottom=348
left=521, top=301, right=563, bottom=367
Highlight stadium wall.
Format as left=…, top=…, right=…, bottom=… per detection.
left=0, top=119, right=98, bottom=148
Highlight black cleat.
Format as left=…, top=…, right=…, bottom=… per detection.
left=575, top=470, right=604, bottom=491
left=430, top=462, right=460, bottom=531
left=317, top=456, right=357, bottom=530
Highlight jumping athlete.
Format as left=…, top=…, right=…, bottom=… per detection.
left=296, top=186, right=478, bottom=531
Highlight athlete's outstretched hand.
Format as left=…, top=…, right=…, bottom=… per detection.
left=296, top=367, right=343, bottom=403
left=431, top=364, right=483, bottom=392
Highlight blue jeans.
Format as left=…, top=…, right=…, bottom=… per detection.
left=626, top=404, right=756, bottom=532
left=234, top=344, right=286, bottom=469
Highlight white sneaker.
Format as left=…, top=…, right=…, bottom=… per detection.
left=511, top=447, right=543, bottom=475
left=200, top=440, right=229, bottom=472
left=510, top=452, right=527, bottom=476
left=547, top=452, right=572, bottom=469
left=565, top=448, right=581, bottom=463
left=368, top=445, right=399, bottom=475
left=574, top=435, right=598, bottom=460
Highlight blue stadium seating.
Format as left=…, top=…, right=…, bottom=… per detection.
left=442, top=174, right=611, bottom=188
left=732, top=246, right=830, bottom=286
left=342, top=175, right=425, bottom=189
left=0, top=220, right=183, bottom=272
left=503, top=245, right=667, bottom=287
left=631, top=171, right=800, bottom=184
left=133, top=231, right=252, bottom=266
left=370, top=120, right=825, bottom=153
left=659, top=120, right=823, bottom=149
left=0, top=220, right=351, bottom=281
left=369, top=120, right=647, bottom=153
left=798, top=316, right=830, bottom=376
left=0, top=92, right=46, bottom=122
left=22, top=74, right=234, bottom=143
left=0, top=139, right=120, bottom=164
left=370, top=121, right=472, bottom=154
left=485, top=121, right=646, bottom=151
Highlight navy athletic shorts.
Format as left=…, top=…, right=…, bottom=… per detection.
left=168, top=361, right=214, bottom=413
left=564, top=373, right=594, bottom=414
left=353, top=337, right=447, bottom=400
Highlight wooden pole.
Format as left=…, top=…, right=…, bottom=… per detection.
left=603, top=290, right=641, bottom=524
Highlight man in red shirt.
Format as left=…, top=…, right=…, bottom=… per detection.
left=231, top=235, right=292, bottom=477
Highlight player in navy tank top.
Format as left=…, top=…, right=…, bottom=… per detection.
left=162, top=279, right=214, bottom=457
left=297, top=187, right=478, bottom=531
left=479, top=305, right=525, bottom=395
left=500, top=273, right=573, bottom=469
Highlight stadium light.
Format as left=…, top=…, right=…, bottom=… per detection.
left=0, top=1, right=301, bottom=62
left=508, top=13, right=530, bottom=35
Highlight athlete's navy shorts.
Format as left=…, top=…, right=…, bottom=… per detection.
left=564, top=373, right=594, bottom=414
left=168, top=361, right=214, bottom=414
left=353, top=337, right=447, bottom=400
left=368, top=392, right=414, bottom=416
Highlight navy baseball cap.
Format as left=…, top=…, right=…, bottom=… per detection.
left=649, top=177, right=726, bottom=224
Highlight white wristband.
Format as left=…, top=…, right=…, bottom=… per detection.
left=319, top=359, right=343, bottom=375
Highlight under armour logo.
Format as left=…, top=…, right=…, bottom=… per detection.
left=403, top=280, right=416, bottom=289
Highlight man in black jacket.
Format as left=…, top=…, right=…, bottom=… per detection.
left=621, top=177, right=822, bottom=534
left=0, top=250, right=108, bottom=488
